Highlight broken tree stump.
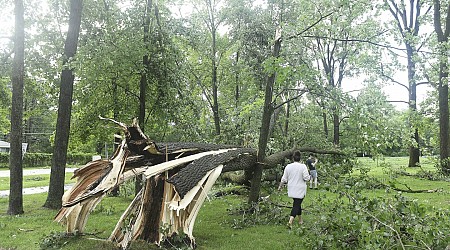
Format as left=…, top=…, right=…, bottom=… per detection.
left=55, top=119, right=258, bottom=249
left=55, top=118, right=344, bottom=249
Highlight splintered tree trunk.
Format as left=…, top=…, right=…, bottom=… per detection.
left=8, top=0, right=25, bottom=215
left=138, top=175, right=164, bottom=242
left=44, top=0, right=83, bottom=209
left=55, top=119, right=346, bottom=248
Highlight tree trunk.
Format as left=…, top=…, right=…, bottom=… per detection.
left=235, top=50, right=240, bottom=106
left=333, top=111, right=340, bottom=146
left=406, top=44, right=420, bottom=168
left=55, top=120, right=346, bottom=247
left=136, top=0, right=152, bottom=195
left=248, top=27, right=281, bottom=204
left=44, top=0, right=83, bottom=209
left=386, top=0, right=424, bottom=168
left=283, top=100, right=290, bottom=157
left=433, top=0, right=450, bottom=174
left=322, top=111, right=328, bottom=139
left=8, top=0, right=25, bottom=215
left=210, top=2, right=220, bottom=136
left=110, top=77, right=121, bottom=196
left=137, top=175, right=164, bottom=242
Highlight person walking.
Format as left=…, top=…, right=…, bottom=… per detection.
left=278, top=151, right=311, bottom=227
left=306, top=153, right=318, bottom=189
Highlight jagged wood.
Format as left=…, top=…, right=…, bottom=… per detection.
left=55, top=119, right=344, bottom=249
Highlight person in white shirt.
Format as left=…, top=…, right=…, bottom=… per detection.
left=278, top=150, right=311, bottom=227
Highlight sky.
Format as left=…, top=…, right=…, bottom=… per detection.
left=343, top=74, right=432, bottom=111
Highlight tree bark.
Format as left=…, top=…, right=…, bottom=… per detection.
left=438, top=63, right=449, bottom=172
left=55, top=120, right=346, bottom=246
left=407, top=44, right=420, bottom=167
left=44, top=0, right=83, bottom=209
left=248, top=27, right=282, bottom=204
left=385, top=0, right=425, bottom=168
left=135, top=0, right=152, bottom=195
left=322, top=111, right=328, bottom=139
left=208, top=0, right=221, bottom=136
left=137, top=175, right=164, bottom=242
left=433, top=0, right=450, bottom=174
left=333, top=112, right=340, bottom=145
left=8, top=0, right=25, bottom=215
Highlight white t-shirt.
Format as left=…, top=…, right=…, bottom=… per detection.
left=281, top=162, right=311, bottom=199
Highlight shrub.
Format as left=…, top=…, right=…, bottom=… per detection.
left=0, top=152, right=93, bottom=168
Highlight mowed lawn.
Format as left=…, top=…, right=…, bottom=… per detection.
left=356, top=156, right=450, bottom=208
left=0, top=157, right=448, bottom=249
left=0, top=167, right=78, bottom=191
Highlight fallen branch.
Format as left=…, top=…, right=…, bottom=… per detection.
left=55, top=118, right=348, bottom=249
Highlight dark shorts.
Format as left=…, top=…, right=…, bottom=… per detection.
left=290, top=198, right=304, bottom=217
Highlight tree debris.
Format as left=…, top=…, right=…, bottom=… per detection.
left=55, top=119, right=344, bottom=249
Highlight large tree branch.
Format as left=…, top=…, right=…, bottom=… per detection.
left=387, top=0, right=406, bottom=36
left=416, top=81, right=429, bottom=86
left=285, top=12, right=334, bottom=41
left=261, top=148, right=345, bottom=168
left=387, top=100, right=409, bottom=104
left=380, top=63, right=409, bottom=90
left=303, top=35, right=407, bottom=52
left=272, top=88, right=308, bottom=109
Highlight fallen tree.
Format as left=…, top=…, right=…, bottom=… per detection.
left=55, top=118, right=344, bottom=249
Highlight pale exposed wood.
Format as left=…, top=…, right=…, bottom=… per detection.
left=55, top=120, right=345, bottom=249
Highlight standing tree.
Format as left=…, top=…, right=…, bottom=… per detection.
left=203, top=0, right=222, bottom=136
left=8, top=0, right=25, bottom=215
left=248, top=26, right=282, bottom=203
left=187, top=0, right=226, bottom=137
left=303, top=0, right=380, bottom=147
left=385, top=0, right=432, bottom=167
left=44, top=0, right=83, bottom=209
left=433, top=0, right=450, bottom=174
left=134, top=0, right=153, bottom=195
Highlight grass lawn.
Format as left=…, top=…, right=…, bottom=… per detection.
left=0, top=157, right=448, bottom=249
left=0, top=173, right=76, bottom=191
left=0, top=192, right=311, bottom=250
left=355, top=156, right=450, bottom=208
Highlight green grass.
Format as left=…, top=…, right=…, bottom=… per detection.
left=355, top=156, right=450, bottom=208
left=0, top=173, right=76, bottom=191
left=0, top=193, right=135, bottom=250
left=0, top=157, right=448, bottom=249
left=0, top=192, right=317, bottom=250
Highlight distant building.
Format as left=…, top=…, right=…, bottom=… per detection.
left=0, top=140, right=28, bottom=154
left=0, top=141, right=9, bottom=153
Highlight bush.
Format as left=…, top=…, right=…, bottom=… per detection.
left=296, top=191, right=450, bottom=249
left=0, top=152, right=8, bottom=168
left=0, top=152, right=93, bottom=168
